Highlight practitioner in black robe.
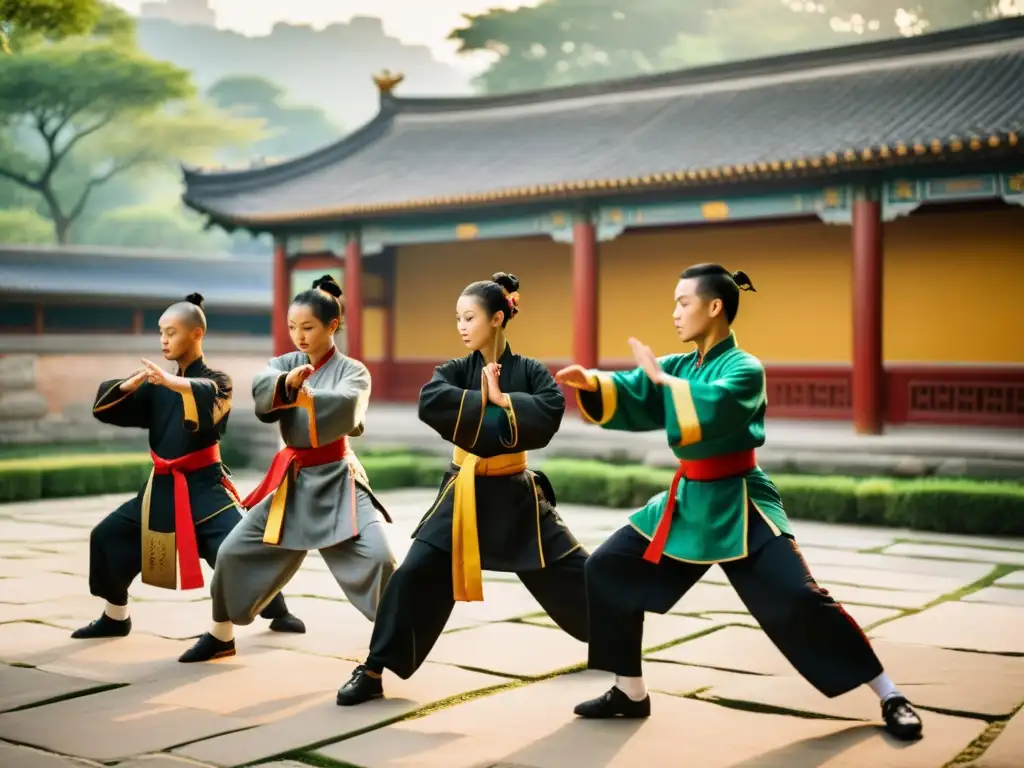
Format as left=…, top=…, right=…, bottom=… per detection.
left=71, top=293, right=304, bottom=640
left=337, top=272, right=588, bottom=705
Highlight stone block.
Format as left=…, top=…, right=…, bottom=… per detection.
left=173, top=662, right=503, bottom=766
left=0, top=390, right=48, bottom=421
left=317, top=670, right=983, bottom=768
left=870, top=602, right=1024, bottom=654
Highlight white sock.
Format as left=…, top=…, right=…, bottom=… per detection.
left=104, top=601, right=129, bottom=621
left=210, top=621, right=234, bottom=643
left=614, top=675, right=648, bottom=702
left=867, top=672, right=901, bottom=702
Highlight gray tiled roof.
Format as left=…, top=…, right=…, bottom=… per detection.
left=182, top=19, right=1024, bottom=227
left=0, top=245, right=271, bottom=308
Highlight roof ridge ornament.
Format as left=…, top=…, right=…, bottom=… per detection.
left=372, top=69, right=405, bottom=96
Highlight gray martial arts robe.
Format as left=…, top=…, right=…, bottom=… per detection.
left=210, top=348, right=396, bottom=625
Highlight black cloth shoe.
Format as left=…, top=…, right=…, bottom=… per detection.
left=882, top=695, right=923, bottom=740
left=178, top=632, right=236, bottom=663
left=71, top=613, right=131, bottom=639
left=336, top=664, right=384, bottom=706
left=574, top=686, right=651, bottom=719
left=269, top=612, right=306, bottom=634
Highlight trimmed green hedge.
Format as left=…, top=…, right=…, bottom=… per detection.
left=1, top=453, right=1022, bottom=537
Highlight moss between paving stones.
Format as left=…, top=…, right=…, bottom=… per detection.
left=0, top=453, right=1022, bottom=537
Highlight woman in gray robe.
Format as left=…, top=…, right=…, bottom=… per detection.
left=179, top=275, right=397, bottom=663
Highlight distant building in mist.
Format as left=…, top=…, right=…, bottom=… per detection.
left=140, top=0, right=216, bottom=27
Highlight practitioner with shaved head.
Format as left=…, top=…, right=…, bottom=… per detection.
left=72, top=293, right=305, bottom=640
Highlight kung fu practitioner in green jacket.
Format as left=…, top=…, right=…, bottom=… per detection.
left=556, top=263, right=923, bottom=741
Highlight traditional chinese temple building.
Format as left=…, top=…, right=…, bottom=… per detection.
left=181, top=19, right=1024, bottom=432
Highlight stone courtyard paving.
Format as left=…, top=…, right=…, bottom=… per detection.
left=1, top=477, right=1023, bottom=768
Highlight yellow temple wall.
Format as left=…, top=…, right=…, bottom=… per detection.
left=598, top=220, right=854, bottom=363
left=392, top=208, right=1023, bottom=367
left=882, top=207, right=1024, bottom=364
left=394, top=237, right=573, bottom=361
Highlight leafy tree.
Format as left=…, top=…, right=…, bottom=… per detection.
left=451, top=0, right=1021, bottom=94
left=450, top=0, right=725, bottom=93
left=0, top=39, right=260, bottom=243
left=0, top=0, right=100, bottom=40
left=76, top=203, right=230, bottom=250
left=0, top=207, right=52, bottom=243
left=207, top=75, right=340, bottom=162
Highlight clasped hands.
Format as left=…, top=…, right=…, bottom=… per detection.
left=481, top=362, right=509, bottom=407
left=119, top=359, right=190, bottom=393
left=554, top=337, right=665, bottom=388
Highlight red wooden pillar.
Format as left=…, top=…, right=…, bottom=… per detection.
left=345, top=233, right=364, bottom=362
left=272, top=238, right=291, bottom=356
left=851, top=193, right=884, bottom=435
left=572, top=215, right=598, bottom=369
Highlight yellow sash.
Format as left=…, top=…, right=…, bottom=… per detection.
left=451, top=446, right=528, bottom=602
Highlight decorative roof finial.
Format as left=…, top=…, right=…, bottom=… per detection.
left=372, top=69, right=405, bottom=95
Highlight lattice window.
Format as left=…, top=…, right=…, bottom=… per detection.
left=908, top=382, right=1024, bottom=416
left=767, top=379, right=851, bottom=411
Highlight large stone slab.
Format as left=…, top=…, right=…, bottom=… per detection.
left=427, top=621, right=587, bottom=677
left=976, top=706, right=1024, bottom=768
left=0, top=742, right=95, bottom=768
left=644, top=660, right=754, bottom=695
left=962, top=586, right=1024, bottom=607
left=239, top=601, right=374, bottom=661
left=0, top=620, right=210, bottom=683
left=810, top=564, right=969, bottom=595
left=317, top=670, right=984, bottom=768
left=871, top=602, right=1024, bottom=654
left=0, top=522, right=85, bottom=543
left=885, top=543, right=1024, bottom=567
left=449, top=580, right=548, bottom=624
left=700, top=651, right=1023, bottom=721
left=648, top=625, right=793, bottom=676
left=0, top=664, right=108, bottom=713
left=788, top=521, right=900, bottom=551
left=113, top=757, right=221, bottom=768
left=665, top=582, right=751, bottom=614
left=527, top=611, right=724, bottom=649
left=654, top=625, right=1024, bottom=718
left=994, top=570, right=1024, bottom=587
left=0, top=574, right=87, bottom=604
left=148, top=649, right=366, bottom=722
left=173, top=662, right=504, bottom=766
left=0, top=678, right=258, bottom=761
left=798, top=547, right=994, bottom=580
left=822, top=585, right=938, bottom=610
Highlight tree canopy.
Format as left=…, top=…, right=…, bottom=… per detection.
left=207, top=75, right=341, bottom=163
left=0, top=11, right=260, bottom=243
left=450, top=0, right=1021, bottom=94
left=0, top=0, right=101, bottom=40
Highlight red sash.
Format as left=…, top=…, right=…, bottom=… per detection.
left=150, top=444, right=223, bottom=590
left=242, top=438, right=349, bottom=510
left=643, top=449, right=758, bottom=564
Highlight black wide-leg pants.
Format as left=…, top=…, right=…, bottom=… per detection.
left=586, top=512, right=883, bottom=698
left=88, top=499, right=289, bottom=620
left=367, top=539, right=589, bottom=679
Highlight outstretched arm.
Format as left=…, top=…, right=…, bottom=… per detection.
left=92, top=371, right=151, bottom=429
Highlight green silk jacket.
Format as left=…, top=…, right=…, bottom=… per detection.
left=576, top=332, right=791, bottom=563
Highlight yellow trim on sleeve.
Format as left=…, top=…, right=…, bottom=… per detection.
left=180, top=386, right=200, bottom=432
left=576, top=370, right=617, bottom=426
left=664, top=375, right=703, bottom=446
left=452, top=389, right=468, bottom=442
left=500, top=394, right=519, bottom=449
left=469, top=385, right=485, bottom=450
left=296, top=386, right=318, bottom=448
left=93, top=380, right=133, bottom=413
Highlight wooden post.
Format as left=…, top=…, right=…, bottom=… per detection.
left=345, top=232, right=364, bottom=362
left=272, top=238, right=291, bottom=356
left=572, top=214, right=598, bottom=369
left=851, top=191, right=884, bottom=435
